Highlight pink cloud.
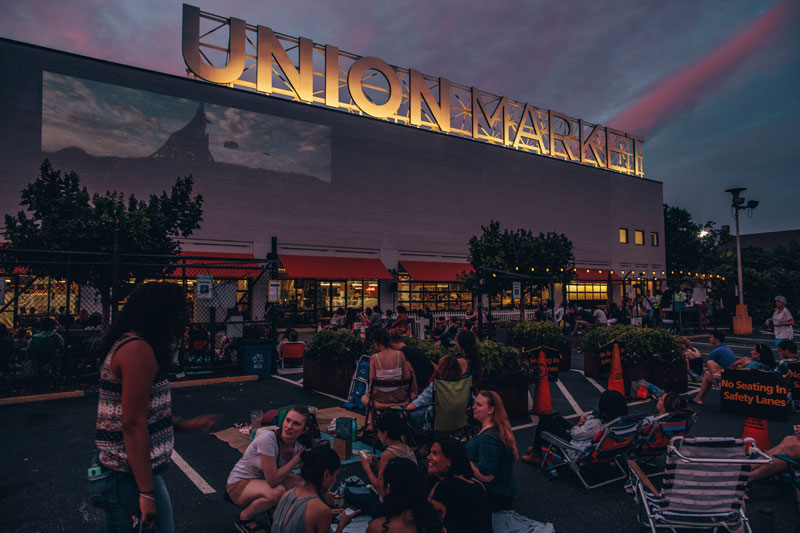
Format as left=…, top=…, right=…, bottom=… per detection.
left=608, top=0, right=795, bottom=136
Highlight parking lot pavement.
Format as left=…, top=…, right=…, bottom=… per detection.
left=2, top=332, right=798, bottom=532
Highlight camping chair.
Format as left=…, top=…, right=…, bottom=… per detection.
left=362, top=377, right=414, bottom=451
left=628, top=436, right=772, bottom=532
left=407, top=376, right=473, bottom=445
left=280, top=341, right=305, bottom=369
left=540, top=413, right=644, bottom=489
left=631, top=410, right=697, bottom=471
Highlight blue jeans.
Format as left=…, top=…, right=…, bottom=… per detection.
left=103, top=470, right=173, bottom=533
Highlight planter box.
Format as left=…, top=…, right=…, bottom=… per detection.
left=303, top=358, right=355, bottom=398
left=498, top=383, right=529, bottom=418
left=584, top=349, right=687, bottom=394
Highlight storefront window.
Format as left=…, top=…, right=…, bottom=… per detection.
left=364, top=281, right=378, bottom=310
left=396, top=273, right=472, bottom=311
left=566, top=282, right=608, bottom=302
left=347, top=280, right=363, bottom=308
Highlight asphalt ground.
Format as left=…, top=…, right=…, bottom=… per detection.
left=1, top=332, right=798, bottom=532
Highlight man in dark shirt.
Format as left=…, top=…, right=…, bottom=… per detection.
left=390, top=333, right=434, bottom=390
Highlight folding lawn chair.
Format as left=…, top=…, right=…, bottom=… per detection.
left=540, top=413, right=644, bottom=489
left=344, top=354, right=370, bottom=410
left=631, top=410, right=697, bottom=471
left=279, top=341, right=305, bottom=369
left=406, top=376, right=473, bottom=445
left=628, top=436, right=772, bottom=532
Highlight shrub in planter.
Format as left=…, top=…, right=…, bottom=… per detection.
left=478, top=340, right=528, bottom=417
left=400, top=336, right=455, bottom=364
left=511, top=321, right=571, bottom=370
left=304, top=330, right=366, bottom=397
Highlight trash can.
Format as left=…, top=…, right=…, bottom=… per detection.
left=240, top=340, right=273, bottom=379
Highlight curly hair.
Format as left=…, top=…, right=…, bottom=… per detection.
left=101, top=282, right=186, bottom=371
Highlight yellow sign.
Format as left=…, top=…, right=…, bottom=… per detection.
left=181, top=4, right=644, bottom=177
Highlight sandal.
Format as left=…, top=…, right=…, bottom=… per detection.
left=235, top=518, right=266, bottom=533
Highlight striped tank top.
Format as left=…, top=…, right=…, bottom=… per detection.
left=95, top=333, right=174, bottom=472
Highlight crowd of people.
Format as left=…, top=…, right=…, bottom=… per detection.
left=87, top=281, right=798, bottom=532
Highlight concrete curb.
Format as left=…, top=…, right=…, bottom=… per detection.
left=170, top=375, right=260, bottom=388
left=0, top=375, right=262, bottom=405
left=0, top=390, right=85, bottom=405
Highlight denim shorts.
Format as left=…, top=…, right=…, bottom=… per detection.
left=103, top=470, right=173, bottom=533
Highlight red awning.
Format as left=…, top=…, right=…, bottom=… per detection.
left=279, top=254, right=393, bottom=280
left=169, top=251, right=262, bottom=279
left=573, top=269, right=622, bottom=282
left=399, top=261, right=473, bottom=282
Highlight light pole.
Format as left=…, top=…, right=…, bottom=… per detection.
left=724, top=187, right=758, bottom=334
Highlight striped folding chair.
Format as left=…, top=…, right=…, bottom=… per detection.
left=628, top=436, right=771, bottom=532
left=540, top=413, right=644, bottom=489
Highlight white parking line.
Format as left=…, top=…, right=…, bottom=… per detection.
left=272, top=374, right=346, bottom=402
left=555, top=379, right=585, bottom=416
left=171, top=450, right=215, bottom=494
left=568, top=369, right=606, bottom=393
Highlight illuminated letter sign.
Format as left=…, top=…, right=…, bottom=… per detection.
left=181, top=4, right=644, bottom=177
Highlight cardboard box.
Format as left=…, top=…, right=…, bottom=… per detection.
left=332, top=437, right=352, bottom=461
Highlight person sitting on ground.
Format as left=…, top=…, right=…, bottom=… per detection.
left=363, top=329, right=417, bottom=412
left=691, top=331, right=736, bottom=406
left=466, top=390, right=518, bottom=512
left=641, top=391, right=689, bottom=427
left=390, top=305, right=410, bottom=332
left=27, top=317, right=64, bottom=374
left=592, top=305, right=609, bottom=326
left=776, top=339, right=798, bottom=373
left=367, top=458, right=441, bottom=533
left=427, top=437, right=493, bottom=533
left=728, top=343, right=777, bottom=371
left=405, top=355, right=466, bottom=431
left=271, top=445, right=360, bottom=533
left=328, top=308, right=345, bottom=329
left=748, top=427, right=800, bottom=484
left=227, top=406, right=313, bottom=532
left=522, top=390, right=629, bottom=465
left=390, top=333, right=434, bottom=392
left=359, top=412, right=418, bottom=497
left=679, top=336, right=704, bottom=381
left=435, top=324, right=458, bottom=349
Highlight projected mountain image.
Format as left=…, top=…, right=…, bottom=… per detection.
left=41, top=72, right=331, bottom=183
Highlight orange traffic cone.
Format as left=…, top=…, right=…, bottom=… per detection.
left=607, top=342, right=625, bottom=395
left=359, top=326, right=367, bottom=341
left=316, top=321, right=322, bottom=332
left=743, top=417, right=770, bottom=452
left=531, top=350, right=553, bottom=414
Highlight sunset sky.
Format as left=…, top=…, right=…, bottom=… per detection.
left=2, top=0, right=798, bottom=232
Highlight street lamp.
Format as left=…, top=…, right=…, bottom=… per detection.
left=724, top=187, right=758, bottom=334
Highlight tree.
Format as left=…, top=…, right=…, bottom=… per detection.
left=3, top=159, right=204, bottom=311
left=663, top=204, right=723, bottom=275
left=461, top=220, right=575, bottom=304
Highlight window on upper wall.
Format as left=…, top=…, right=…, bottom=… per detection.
left=650, top=232, right=659, bottom=247
left=634, top=230, right=645, bottom=245
left=619, top=228, right=629, bottom=244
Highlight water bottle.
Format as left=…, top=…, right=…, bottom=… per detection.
left=351, top=417, right=357, bottom=442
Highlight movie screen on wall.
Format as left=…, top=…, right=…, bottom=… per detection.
left=40, top=72, right=331, bottom=239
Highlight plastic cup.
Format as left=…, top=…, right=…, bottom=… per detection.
left=250, top=410, right=263, bottom=439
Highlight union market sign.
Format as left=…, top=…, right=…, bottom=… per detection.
left=182, top=4, right=643, bottom=177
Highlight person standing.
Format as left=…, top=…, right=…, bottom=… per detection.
left=95, top=282, right=221, bottom=532
left=766, top=295, right=794, bottom=348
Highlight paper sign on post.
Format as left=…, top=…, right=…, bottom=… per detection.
left=719, top=369, right=790, bottom=422
left=196, top=274, right=213, bottom=299
left=268, top=280, right=280, bottom=303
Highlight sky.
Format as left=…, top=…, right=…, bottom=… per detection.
left=1, top=0, right=798, bottom=233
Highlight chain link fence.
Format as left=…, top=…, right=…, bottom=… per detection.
left=0, top=248, right=277, bottom=392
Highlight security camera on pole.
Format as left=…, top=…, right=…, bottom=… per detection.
left=724, top=187, right=758, bottom=335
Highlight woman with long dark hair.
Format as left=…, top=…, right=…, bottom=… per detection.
left=729, top=343, right=777, bottom=371
left=427, top=437, right=492, bottom=533
left=227, top=406, right=313, bottom=532
left=271, top=445, right=360, bottom=533
left=466, top=390, right=517, bottom=512
left=455, top=329, right=481, bottom=388
left=359, top=412, right=417, bottom=497
left=366, top=458, right=440, bottom=533
left=95, top=282, right=221, bottom=532
left=522, top=389, right=628, bottom=466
